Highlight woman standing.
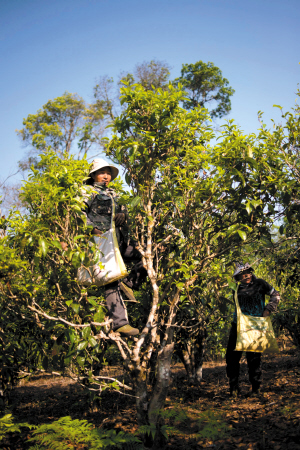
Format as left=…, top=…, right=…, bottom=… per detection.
left=226, top=262, right=280, bottom=397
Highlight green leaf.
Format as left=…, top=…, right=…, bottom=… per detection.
left=87, top=297, right=98, bottom=307
left=64, top=355, right=72, bottom=365
left=82, top=326, right=91, bottom=339
left=228, top=281, right=237, bottom=291
left=260, top=236, right=272, bottom=246
left=51, top=239, right=62, bottom=249
left=94, top=309, right=105, bottom=323
left=251, top=199, right=261, bottom=209
left=38, top=238, right=49, bottom=257
left=77, top=341, right=88, bottom=351
left=245, top=201, right=252, bottom=215
left=77, top=356, right=85, bottom=366
left=233, top=169, right=245, bottom=187
left=68, top=329, right=77, bottom=344
left=237, top=230, right=247, bottom=241
left=74, top=235, right=86, bottom=241
left=89, top=336, right=98, bottom=347
left=130, top=196, right=141, bottom=207
left=72, top=303, right=80, bottom=314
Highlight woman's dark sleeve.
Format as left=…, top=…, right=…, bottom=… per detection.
left=261, top=279, right=280, bottom=313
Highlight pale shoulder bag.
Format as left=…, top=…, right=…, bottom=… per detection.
left=77, top=195, right=128, bottom=286
left=234, top=286, right=279, bottom=354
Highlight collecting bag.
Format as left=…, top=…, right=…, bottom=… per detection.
left=234, top=286, right=279, bottom=354
left=77, top=195, right=128, bottom=286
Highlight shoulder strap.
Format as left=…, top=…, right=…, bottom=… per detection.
left=108, top=194, right=115, bottom=229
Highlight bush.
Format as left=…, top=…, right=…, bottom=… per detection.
left=28, top=416, right=142, bottom=450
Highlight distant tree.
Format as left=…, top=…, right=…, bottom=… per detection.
left=120, top=59, right=171, bottom=90
left=17, top=92, right=105, bottom=169
left=0, top=167, right=26, bottom=215
left=0, top=183, right=23, bottom=215
left=94, top=59, right=234, bottom=125
left=173, top=60, right=235, bottom=118
left=92, top=76, right=116, bottom=122
left=93, top=59, right=172, bottom=124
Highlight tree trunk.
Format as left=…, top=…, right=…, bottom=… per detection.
left=175, top=332, right=206, bottom=384
left=176, top=343, right=194, bottom=383
left=127, top=362, right=149, bottom=426
left=139, top=342, right=174, bottom=449
left=193, top=334, right=206, bottom=383
left=126, top=344, right=174, bottom=449
left=148, top=342, right=174, bottom=425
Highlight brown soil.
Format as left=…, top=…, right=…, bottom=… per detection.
left=2, top=349, right=300, bottom=449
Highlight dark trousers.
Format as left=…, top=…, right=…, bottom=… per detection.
left=105, top=241, right=147, bottom=330
left=226, top=324, right=262, bottom=391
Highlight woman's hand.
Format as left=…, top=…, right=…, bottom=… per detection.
left=114, top=213, right=126, bottom=226
left=60, top=242, right=68, bottom=251
left=92, top=227, right=102, bottom=236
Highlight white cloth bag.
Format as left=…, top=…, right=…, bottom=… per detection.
left=77, top=195, right=128, bottom=286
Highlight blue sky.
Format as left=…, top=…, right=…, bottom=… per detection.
left=0, top=0, right=299, bottom=185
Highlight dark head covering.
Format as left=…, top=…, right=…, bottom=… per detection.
left=233, top=262, right=254, bottom=278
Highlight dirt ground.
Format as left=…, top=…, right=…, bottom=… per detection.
left=2, top=349, right=300, bottom=449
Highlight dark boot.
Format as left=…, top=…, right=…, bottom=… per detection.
left=229, top=379, right=240, bottom=398
left=251, top=381, right=261, bottom=396
left=115, top=324, right=139, bottom=337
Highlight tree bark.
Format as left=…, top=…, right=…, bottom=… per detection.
left=175, top=332, right=206, bottom=384
left=148, top=342, right=174, bottom=425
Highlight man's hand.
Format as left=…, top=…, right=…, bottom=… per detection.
left=263, top=310, right=270, bottom=317
left=92, top=227, right=102, bottom=236
left=114, top=213, right=126, bottom=226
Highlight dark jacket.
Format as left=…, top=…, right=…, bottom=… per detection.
left=232, top=274, right=280, bottom=323
left=82, top=182, right=129, bottom=244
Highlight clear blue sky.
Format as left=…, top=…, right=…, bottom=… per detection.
left=0, top=0, right=299, bottom=184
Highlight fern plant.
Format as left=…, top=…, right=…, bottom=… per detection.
left=137, top=406, right=230, bottom=445
left=196, top=409, right=229, bottom=441
left=27, top=416, right=142, bottom=450
left=0, top=413, right=35, bottom=441
left=137, top=407, right=190, bottom=444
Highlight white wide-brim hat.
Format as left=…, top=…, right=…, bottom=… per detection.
left=86, top=158, right=119, bottom=185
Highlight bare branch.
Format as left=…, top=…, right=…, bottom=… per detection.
left=28, top=302, right=112, bottom=329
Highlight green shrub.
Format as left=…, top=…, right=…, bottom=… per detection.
left=27, top=416, right=142, bottom=449
left=0, top=414, right=35, bottom=442
left=196, top=409, right=229, bottom=441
